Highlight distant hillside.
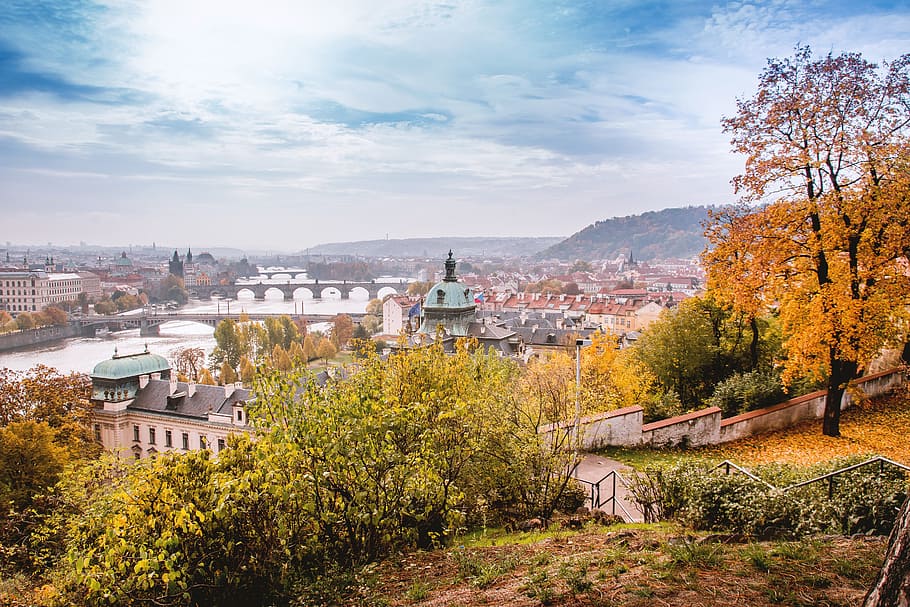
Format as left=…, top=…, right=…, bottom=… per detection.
left=538, top=206, right=713, bottom=261
left=304, top=236, right=563, bottom=258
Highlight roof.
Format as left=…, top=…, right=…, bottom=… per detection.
left=423, top=279, right=475, bottom=310
left=130, top=379, right=251, bottom=419
left=92, top=349, right=171, bottom=380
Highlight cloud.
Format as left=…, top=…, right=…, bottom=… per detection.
left=0, top=0, right=907, bottom=248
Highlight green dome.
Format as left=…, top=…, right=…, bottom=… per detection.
left=424, top=280, right=475, bottom=310
left=92, top=349, right=170, bottom=380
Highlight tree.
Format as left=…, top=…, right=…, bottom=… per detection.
left=0, top=421, right=67, bottom=511
left=220, top=361, right=238, bottom=385
left=331, top=314, right=354, bottom=349
left=43, top=306, right=68, bottom=326
left=239, top=357, right=256, bottom=385
left=172, top=347, right=205, bottom=382
left=302, top=334, right=317, bottom=362
left=365, top=298, right=383, bottom=317
left=158, top=274, right=188, bottom=304
left=316, top=338, right=337, bottom=366
left=406, top=281, right=432, bottom=296
left=212, top=318, right=243, bottom=371
left=864, top=497, right=910, bottom=606
left=706, top=47, right=910, bottom=436
left=14, top=312, right=35, bottom=330
left=198, top=368, right=216, bottom=386
left=361, top=314, right=382, bottom=335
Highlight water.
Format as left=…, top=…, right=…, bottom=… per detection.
left=0, top=294, right=370, bottom=375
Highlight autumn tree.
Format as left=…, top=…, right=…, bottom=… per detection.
left=406, top=281, right=432, bottom=296
left=302, top=334, right=317, bottom=362
left=316, top=338, right=337, bottom=366
left=365, top=298, right=383, bottom=317
left=239, top=356, right=256, bottom=385
left=198, top=368, right=216, bottom=386
left=220, top=361, right=238, bottom=385
left=172, top=347, right=206, bottom=382
left=331, top=313, right=354, bottom=348
left=212, top=318, right=243, bottom=371
left=705, top=47, right=910, bottom=436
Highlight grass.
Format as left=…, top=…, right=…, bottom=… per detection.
left=347, top=526, right=886, bottom=607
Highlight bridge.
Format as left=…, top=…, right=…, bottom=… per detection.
left=188, top=279, right=407, bottom=301
left=75, top=312, right=365, bottom=337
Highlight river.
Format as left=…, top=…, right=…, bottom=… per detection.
left=0, top=293, right=372, bottom=375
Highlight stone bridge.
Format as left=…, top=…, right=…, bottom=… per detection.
left=76, top=312, right=365, bottom=337
left=188, top=280, right=406, bottom=301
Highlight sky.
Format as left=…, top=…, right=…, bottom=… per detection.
left=1, top=1, right=908, bottom=252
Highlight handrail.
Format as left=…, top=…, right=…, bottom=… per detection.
left=711, top=456, right=910, bottom=493
left=784, top=456, right=910, bottom=491
left=572, top=470, right=636, bottom=522
left=710, top=460, right=776, bottom=489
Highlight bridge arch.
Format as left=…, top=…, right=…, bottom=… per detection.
left=264, top=287, right=286, bottom=300
left=348, top=286, right=370, bottom=301
left=236, top=288, right=256, bottom=300
left=377, top=286, right=399, bottom=299
left=270, top=273, right=292, bottom=282
left=293, top=287, right=314, bottom=300
left=294, top=273, right=307, bottom=280
left=319, top=286, right=342, bottom=300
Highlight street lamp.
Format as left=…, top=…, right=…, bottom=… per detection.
left=575, top=337, right=592, bottom=453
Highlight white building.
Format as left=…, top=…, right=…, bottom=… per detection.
left=0, top=270, right=83, bottom=314
left=90, top=348, right=250, bottom=458
left=382, top=294, right=421, bottom=336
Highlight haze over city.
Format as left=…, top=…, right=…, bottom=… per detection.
left=2, top=0, right=909, bottom=250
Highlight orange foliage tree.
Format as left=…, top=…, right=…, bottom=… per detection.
left=705, top=47, right=910, bottom=436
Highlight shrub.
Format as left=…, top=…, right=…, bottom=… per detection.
left=708, top=370, right=786, bottom=417
left=630, top=457, right=908, bottom=538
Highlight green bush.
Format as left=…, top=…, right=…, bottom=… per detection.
left=708, top=371, right=786, bottom=417
left=631, top=457, right=908, bottom=538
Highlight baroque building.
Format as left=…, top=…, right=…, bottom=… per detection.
left=90, top=347, right=250, bottom=458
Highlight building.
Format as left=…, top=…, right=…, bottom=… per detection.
left=417, top=251, right=477, bottom=337
left=90, top=347, right=250, bottom=458
left=382, top=294, right=422, bottom=336
left=0, top=270, right=83, bottom=314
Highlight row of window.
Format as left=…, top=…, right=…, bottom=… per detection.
left=131, top=424, right=226, bottom=452
left=1, top=280, right=36, bottom=287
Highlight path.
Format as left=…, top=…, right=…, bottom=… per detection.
left=572, top=454, right=644, bottom=523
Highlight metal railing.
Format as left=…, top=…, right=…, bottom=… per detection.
left=573, top=470, right=636, bottom=522
left=710, top=456, right=910, bottom=496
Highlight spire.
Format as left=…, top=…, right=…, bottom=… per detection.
left=443, top=250, right=457, bottom=282
left=186, top=248, right=193, bottom=263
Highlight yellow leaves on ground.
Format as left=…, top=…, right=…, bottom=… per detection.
left=703, top=388, right=910, bottom=466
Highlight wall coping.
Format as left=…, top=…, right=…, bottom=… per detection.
left=720, top=367, right=904, bottom=428
left=540, top=405, right=643, bottom=433
left=642, top=406, right=721, bottom=432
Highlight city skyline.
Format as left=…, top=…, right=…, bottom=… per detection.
left=2, top=1, right=909, bottom=250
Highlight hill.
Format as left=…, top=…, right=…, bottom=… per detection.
left=303, top=236, right=563, bottom=258
left=538, top=206, right=713, bottom=261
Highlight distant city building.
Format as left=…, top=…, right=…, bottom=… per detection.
left=382, top=293, right=422, bottom=336
left=0, top=270, right=83, bottom=314
left=168, top=250, right=184, bottom=278
left=90, top=347, right=250, bottom=459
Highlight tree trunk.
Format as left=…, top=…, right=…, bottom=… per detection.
left=864, top=497, right=910, bottom=607
left=823, top=356, right=858, bottom=437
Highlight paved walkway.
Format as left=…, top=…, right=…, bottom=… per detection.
left=572, top=454, right=644, bottom=522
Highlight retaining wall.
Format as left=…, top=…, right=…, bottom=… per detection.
left=563, top=368, right=905, bottom=450
left=0, top=323, right=81, bottom=352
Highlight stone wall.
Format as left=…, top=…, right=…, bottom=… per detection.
left=0, top=323, right=81, bottom=352
left=559, top=368, right=905, bottom=450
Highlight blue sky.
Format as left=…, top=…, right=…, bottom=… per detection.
left=1, top=1, right=908, bottom=251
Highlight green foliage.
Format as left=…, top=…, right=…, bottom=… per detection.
left=632, top=457, right=908, bottom=538
left=708, top=370, right=786, bottom=417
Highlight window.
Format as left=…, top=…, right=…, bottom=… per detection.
left=200, top=435, right=208, bottom=450
left=165, top=430, right=172, bottom=448
left=94, top=424, right=101, bottom=442
left=133, top=425, right=140, bottom=442
left=236, top=409, right=243, bottom=422
left=182, top=432, right=189, bottom=450
left=148, top=427, right=156, bottom=444
left=217, top=438, right=226, bottom=452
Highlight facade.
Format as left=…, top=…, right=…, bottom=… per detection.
left=90, top=348, right=250, bottom=458
left=0, top=270, right=83, bottom=314
left=382, top=294, right=421, bottom=336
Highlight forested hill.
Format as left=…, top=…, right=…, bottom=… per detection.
left=537, top=205, right=714, bottom=261
left=304, top=236, right=562, bottom=258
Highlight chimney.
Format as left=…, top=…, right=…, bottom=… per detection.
left=169, top=375, right=177, bottom=395
left=187, top=382, right=196, bottom=398
left=224, top=383, right=235, bottom=398
left=138, top=374, right=149, bottom=389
